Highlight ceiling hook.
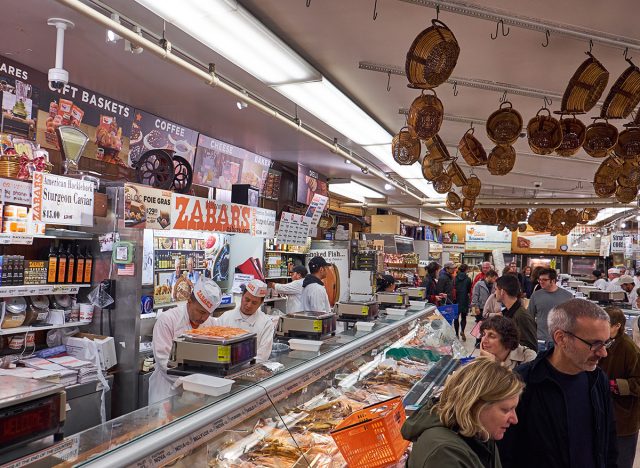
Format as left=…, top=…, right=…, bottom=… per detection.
left=499, top=90, right=507, bottom=103
left=588, top=39, right=593, bottom=54
left=306, top=0, right=311, bottom=6
left=491, top=19, right=509, bottom=40
left=453, top=81, right=458, bottom=96
left=435, top=4, right=439, bottom=20
left=624, top=47, right=634, bottom=64
left=541, top=29, right=550, bottom=48
left=543, top=96, right=552, bottom=107
left=373, top=0, right=378, bottom=20
left=386, top=71, right=391, bottom=92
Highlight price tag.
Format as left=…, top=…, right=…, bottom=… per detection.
left=217, top=346, right=231, bottom=363
left=361, top=306, right=369, bottom=315
left=313, top=320, right=322, bottom=332
left=396, top=296, right=403, bottom=304
left=10, top=234, right=34, bottom=245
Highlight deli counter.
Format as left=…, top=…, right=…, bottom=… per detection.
left=19, top=304, right=464, bottom=467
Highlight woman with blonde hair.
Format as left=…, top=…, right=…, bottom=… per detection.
left=402, top=358, right=524, bottom=467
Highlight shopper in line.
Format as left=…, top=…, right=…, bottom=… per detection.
left=402, top=357, right=523, bottom=468
left=454, top=263, right=472, bottom=341
left=527, top=268, right=573, bottom=351
left=495, top=274, right=537, bottom=351
left=269, top=265, right=307, bottom=314
left=472, top=261, right=493, bottom=289
left=599, top=306, right=640, bottom=468
left=618, top=275, right=638, bottom=307
left=500, top=299, right=618, bottom=468
left=593, top=269, right=608, bottom=290
left=529, top=266, right=545, bottom=295
left=217, top=279, right=274, bottom=362
left=423, top=261, right=446, bottom=305
left=479, top=316, right=537, bottom=370
left=436, top=262, right=456, bottom=299
left=169, top=257, right=184, bottom=300
left=521, top=266, right=534, bottom=299
left=376, top=274, right=396, bottom=293
left=150, top=279, right=222, bottom=404
left=606, top=267, right=623, bottom=292
left=185, top=256, right=200, bottom=284
left=471, top=270, right=498, bottom=319
left=301, top=256, right=332, bottom=314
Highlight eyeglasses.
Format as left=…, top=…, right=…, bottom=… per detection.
left=563, top=330, right=615, bottom=352
left=538, top=277, right=551, bottom=283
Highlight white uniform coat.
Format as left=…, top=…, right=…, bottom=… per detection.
left=274, top=279, right=304, bottom=314
left=606, top=278, right=623, bottom=292
left=216, top=306, right=275, bottom=363
left=593, top=278, right=608, bottom=290
left=301, top=282, right=332, bottom=314
left=149, top=303, right=216, bottom=405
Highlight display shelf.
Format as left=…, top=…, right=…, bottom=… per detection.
left=264, top=275, right=290, bottom=279
left=153, top=300, right=183, bottom=310
left=154, top=249, right=205, bottom=252
left=0, top=321, right=91, bottom=336
left=265, top=250, right=307, bottom=255
left=0, top=232, right=94, bottom=245
left=153, top=268, right=207, bottom=272
left=385, top=267, right=418, bottom=271
left=0, top=283, right=88, bottom=298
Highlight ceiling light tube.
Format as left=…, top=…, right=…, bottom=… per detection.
left=329, top=180, right=385, bottom=203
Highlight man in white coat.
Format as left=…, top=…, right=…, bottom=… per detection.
left=606, top=267, right=623, bottom=292
left=150, top=278, right=222, bottom=405
left=217, top=279, right=274, bottom=363
left=269, top=265, right=307, bottom=314
left=301, top=256, right=332, bottom=314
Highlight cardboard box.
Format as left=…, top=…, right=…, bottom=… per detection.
left=63, top=333, right=117, bottom=370
left=371, top=215, right=401, bottom=234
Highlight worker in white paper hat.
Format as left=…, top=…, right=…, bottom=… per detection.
left=606, top=268, right=623, bottom=293
left=217, top=278, right=274, bottom=363
left=149, top=278, right=222, bottom=404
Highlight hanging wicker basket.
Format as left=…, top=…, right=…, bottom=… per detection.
left=392, top=127, right=422, bottom=165
left=601, top=62, right=640, bottom=119
left=445, top=191, right=462, bottom=210
left=594, top=155, right=624, bottom=183
left=405, top=19, right=460, bottom=89
left=614, top=126, right=640, bottom=159
left=561, top=52, right=609, bottom=114
left=461, top=196, right=476, bottom=211
left=487, top=145, right=516, bottom=175
left=618, top=159, right=640, bottom=187
left=421, top=155, right=445, bottom=181
left=446, top=160, right=468, bottom=187
left=433, top=174, right=453, bottom=194
left=461, top=175, right=482, bottom=199
left=408, top=89, right=444, bottom=140
left=583, top=119, right=618, bottom=158
left=527, top=108, right=563, bottom=155
left=615, top=184, right=638, bottom=203
left=486, top=101, right=523, bottom=145
left=458, top=128, right=487, bottom=166
left=593, top=180, right=617, bottom=198
left=555, top=116, right=586, bottom=157
left=425, top=134, right=451, bottom=162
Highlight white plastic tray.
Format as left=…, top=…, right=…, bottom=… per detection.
left=289, top=339, right=323, bottom=352
left=385, top=308, right=408, bottom=317
left=180, top=373, right=235, bottom=396
left=356, top=321, right=376, bottom=332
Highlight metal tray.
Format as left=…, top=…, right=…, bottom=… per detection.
left=181, top=331, right=257, bottom=345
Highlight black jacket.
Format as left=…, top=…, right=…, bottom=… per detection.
left=454, top=272, right=472, bottom=313
left=500, top=348, right=618, bottom=468
left=436, top=270, right=454, bottom=298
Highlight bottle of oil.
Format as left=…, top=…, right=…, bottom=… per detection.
left=65, top=244, right=75, bottom=283
left=75, top=244, right=85, bottom=284
left=83, top=247, right=93, bottom=284
left=56, top=243, right=67, bottom=283
left=47, top=245, right=58, bottom=284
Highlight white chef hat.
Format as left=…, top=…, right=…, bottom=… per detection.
left=608, top=267, right=621, bottom=274
left=193, top=278, right=222, bottom=314
left=245, top=279, right=268, bottom=298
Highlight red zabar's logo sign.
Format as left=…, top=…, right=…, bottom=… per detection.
left=172, top=195, right=252, bottom=234
left=31, top=172, right=44, bottom=221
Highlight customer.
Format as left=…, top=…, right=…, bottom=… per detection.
left=529, top=266, right=545, bottom=295
left=522, top=266, right=534, bottom=298
left=376, top=274, right=396, bottom=293
left=599, top=306, right=640, bottom=468
left=436, top=262, right=456, bottom=300
left=606, top=267, right=623, bottom=292
left=527, top=268, right=573, bottom=351
left=402, top=358, right=523, bottom=468
left=301, top=256, right=332, bottom=314
left=500, top=298, right=618, bottom=468
left=472, top=261, right=493, bottom=289
left=618, top=275, right=638, bottom=307
left=269, top=265, right=307, bottom=314
left=634, top=270, right=640, bottom=289
left=495, top=274, right=537, bottom=351
left=454, top=264, right=472, bottom=341
left=424, top=261, right=446, bottom=305
left=479, top=316, right=537, bottom=370
left=593, top=269, right=608, bottom=290
left=471, top=270, right=499, bottom=319
left=185, top=256, right=199, bottom=284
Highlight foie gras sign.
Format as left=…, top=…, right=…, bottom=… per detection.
left=31, top=172, right=94, bottom=226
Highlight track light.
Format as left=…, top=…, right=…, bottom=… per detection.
left=384, top=183, right=393, bottom=191
left=621, top=222, right=627, bottom=228
left=361, top=166, right=369, bottom=175
left=236, top=101, right=248, bottom=110
left=344, top=159, right=351, bottom=164
left=125, top=26, right=144, bottom=54
left=106, top=13, right=121, bottom=43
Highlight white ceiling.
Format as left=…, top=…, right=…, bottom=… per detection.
left=4, top=0, right=639, bottom=221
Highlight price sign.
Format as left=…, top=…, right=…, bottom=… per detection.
left=0, top=234, right=35, bottom=245
left=31, top=172, right=94, bottom=226
left=611, top=232, right=626, bottom=253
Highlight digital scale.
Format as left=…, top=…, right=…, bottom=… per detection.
left=589, top=290, right=627, bottom=304
left=335, top=301, right=379, bottom=321
left=399, top=287, right=426, bottom=300
left=376, top=291, right=410, bottom=309
left=577, top=285, right=599, bottom=295
left=168, top=332, right=257, bottom=376
left=277, top=311, right=337, bottom=339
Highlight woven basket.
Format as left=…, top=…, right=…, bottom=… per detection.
left=578, top=210, right=591, bottom=224
left=593, top=180, right=616, bottom=198
left=487, top=145, right=516, bottom=175
left=515, top=208, right=528, bottom=222
left=556, top=116, right=586, bottom=157
left=405, top=19, right=460, bottom=89
left=584, top=120, right=619, bottom=158
left=462, top=175, right=482, bottom=199
left=486, top=101, right=523, bottom=145
left=421, top=155, right=445, bottom=181
left=614, top=127, right=640, bottom=159
left=425, top=134, right=451, bottom=162
left=615, top=184, right=637, bottom=203
left=584, top=207, right=599, bottom=220
left=392, top=127, right=421, bottom=165
left=446, top=160, right=468, bottom=187
left=594, top=155, right=624, bottom=182
left=527, top=108, right=563, bottom=154
left=565, top=209, right=580, bottom=224
left=601, top=63, right=640, bottom=119
left=461, top=196, right=475, bottom=211
left=458, top=128, right=487, bottom=166
left=618, top=159, right=640, bottom=187
left=551, top=208, right=566, bottom=225
left=476, top=208, right=497, bottom=225
left=445, top=191, right=462, bottom=210
left=561, top=52, right=609, bottom=114
left=408, top=90, right=444, bottom=140
left=517, top=223, right=527, bottom=232
left=433, top=174, right=452, bottom=194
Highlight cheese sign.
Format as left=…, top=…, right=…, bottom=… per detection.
left=611, top=232, right=626, bottom=253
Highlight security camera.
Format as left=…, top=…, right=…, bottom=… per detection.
left=533, top=181, right=543, bottom=188
left=47, top=18, right=74, bottom=90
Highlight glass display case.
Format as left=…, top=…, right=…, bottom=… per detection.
left=35, top=305, right=464, bottom=467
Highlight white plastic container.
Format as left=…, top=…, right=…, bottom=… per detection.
left=289, top=339, right=323, bottom=352
left=385, top=308, right=408, bottom=317
left=79, top=303, right=94, bottom=321
left=356, top=321, right=376, bottom=332
left=180, top=374, right=235, bottom=396
left=410, top=300, right=427, bottom=308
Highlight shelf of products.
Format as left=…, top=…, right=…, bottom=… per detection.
left=0, top=283, right=89, bottom=298
left=264, top=250, right=307, bottom=255
left=0, top=321, right=91, bottom=336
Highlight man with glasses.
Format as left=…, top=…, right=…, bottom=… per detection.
left=527, top=268, right=573, bottom=351
left=500, top=298, right=617, bottom=468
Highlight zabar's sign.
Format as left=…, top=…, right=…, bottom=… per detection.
left=170, top=193, right=275, bottom=237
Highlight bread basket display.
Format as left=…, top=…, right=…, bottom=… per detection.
left=407, top=90, right=444, bottom=140
left=527, top=108, right=563, bottom=155
left=445, top=191, right=462, bottom=210
left=487, top=145, right=516, bottom=176
left=421, top=155, right=445, bottom=181
left=583, top=119, right=618, bottom=158
left=405, top=19, right=460, bottom=89
left=560, top=52, right=609, bottom=114
left=446, top=160, right=468, bottom=187
left=600, top=61, right=640, bottom=119
left=461, top=175, right=481, bottom=199
left=458, top=128, right=487, bottom=166
left=392, top=127, right=421, bottom=165
left=555, top=116, right=586, bottom=157
left=425, top=134, right=451, bottom=162
left=432, top=173, right=452, bottom=194
left=614, top=126, right=640, bottom=159
left=486, top=101, right=523, bottom=145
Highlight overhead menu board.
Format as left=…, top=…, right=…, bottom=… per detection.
left=297, top=164, right=328, bottom=205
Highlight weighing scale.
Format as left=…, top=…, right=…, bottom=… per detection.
left=577, top=285, right=599, bottom=295
left=399, top=287, right=426, bottom=300
left=277, top=311, right=337, bottom=339
left=589, top=290, right=627, bottom=304
left=168, top=332, right=257, bottom=376
left=376, top=291, right=410, bottom=309
left=335, top=301, right=379, bottom=321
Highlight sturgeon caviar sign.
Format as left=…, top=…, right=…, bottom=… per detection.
left=31, top=172, right=94, bottom=226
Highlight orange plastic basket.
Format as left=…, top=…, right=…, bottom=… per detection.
left=330, top=396, right=409, bottom=468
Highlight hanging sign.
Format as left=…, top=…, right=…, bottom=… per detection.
left=465, top=225, right=511, bottom=252
left=442, top=243, right=465, bottom=253
left=611, top=232, right=626, bottom=253
left=170, top=193, right=275, bottom=237
left=31, top=172, right=94, bottom=226
left=276, top=212, right=312, bottom=246
left=123, top=183, right=172, bottom=230
left=0, top=177, right=32, bottom=204
left=297, top=164, right=328, bottom=205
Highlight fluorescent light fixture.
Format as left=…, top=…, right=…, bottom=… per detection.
left=134, top=0, right=320, bottom=85
left=329, top=180, right=384, bottom=203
